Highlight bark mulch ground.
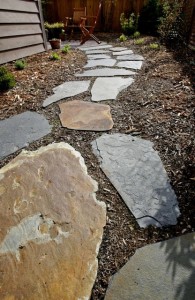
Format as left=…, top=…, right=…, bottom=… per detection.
left=0, top=34, right=194, bottom=299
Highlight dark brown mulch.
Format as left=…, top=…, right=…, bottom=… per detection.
left=0, top=34, right=194, bottom=299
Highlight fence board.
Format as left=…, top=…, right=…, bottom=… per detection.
left=0, top=0, right=38, bottom=13
left=0, top=24, right=42, bottom=38
left=0, top=35, right=43, bottom=51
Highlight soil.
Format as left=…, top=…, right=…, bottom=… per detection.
left=0, top=34, right=194, bottom=299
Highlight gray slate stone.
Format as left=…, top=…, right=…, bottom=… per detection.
left=92, top=134, right=180, bottom=227
left=75, top=68, right=136, bottom=77
left=116, top=54, right=144, bottom=61
left=116, top=61, right=143, bottom=70
left=105, top=232, right=195, bottom=300
left=113, top=50, right=133, bottom=56
left=85, top=50, right=110, bottom=54
left=42, top=80, right=90, bottom=107
left=110, top=47, right=127, bottom=51
left=84, top=59, right=116, bottom=68
left=91, top=78, right=134, bottom=102
left=78, top=44, right=112, bottom=51
left=87, top=54, right=111, bottom=60
left=0, top=111, right=51, bottom=159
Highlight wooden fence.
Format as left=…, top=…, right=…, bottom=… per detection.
left=0, top=0, right=47, bottom=65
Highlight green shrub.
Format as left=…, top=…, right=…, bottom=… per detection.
left=50, top=52, right=61, bottom=60
left=15, top=59, right=26, bottom=70
left=44, top=22, right=64, bottom=39
left=149, top=43, right=159, bottom=49
left=133, top=31, right=141, bottom=39
left=62, top=44, right=71, bottom=54
left=135, top=38, right=145, bottom=45
left=119, top=34, right=127, bottom=42
left=0, top=67, right=15, bottom=91
left=120, top=12, right=139, bottom=36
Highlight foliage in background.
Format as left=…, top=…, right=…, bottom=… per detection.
left=15, top=59, right=26, bottom=70
left=120, top=12, right=139, bottom=36
left=149, top=42, right=159, bottom=49
left=50, top=52, right=61, bottom=61
left=62, top=45, right=71, bottom=54
left=0, top=67, right=15, bottom=91
left=119, top=34, right=127, bottom=42
left=44, top=22, right=64, bottom=39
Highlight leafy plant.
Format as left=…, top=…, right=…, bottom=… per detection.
left=15, top=59, right=26, bottom=70
left=135, top=38, right=145, bottom=45
left=0, top=67, right=15, bottom=91
left=50, top=52, right=61, bottom=60
left=133, top=31, right=141, bottom=39
left=149, top=43, right=159, bottom=49
left=119, top=34, right=127, bottom=42
left=62, top=44, right=71, bottom=54
left=44, top=22, right=64, bottom=39
left=120, top=12, right=139, bottom=36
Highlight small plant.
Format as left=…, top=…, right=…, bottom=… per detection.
left=134, top=38, right=145, bottom=45
left=50, top=52, right=61, bottom=60
left=62, top=44, right=71, bottom=54
left=120, top=12, right=139, bottom=36
left=44, top=22, right=64, bottom=39
left=0, top=67, right=15, bottom=91
left=133, top=31, right=141, bottom=39
left=149, top=43, right=159, bottom=49
left=119, top=34, right=127, bottom=42
left=15, top=59, right=26, bottom=70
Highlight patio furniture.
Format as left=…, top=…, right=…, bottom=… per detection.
left=65, top=7, right=87, bottom=39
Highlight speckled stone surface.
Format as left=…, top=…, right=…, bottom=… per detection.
left=116, top=54, right=144, bottom=61
left=87, top=54, right=111, bottom=60
left=112, top=50, right=133, bottom=56
left=76, top=68, right=135, bottom=77
left=116, top=61, right=143, bottom=70
left=84, top=59, right=116, bottom=68
left=92, top=133, right=180, bottom=227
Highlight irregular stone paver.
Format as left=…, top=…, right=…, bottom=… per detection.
left=105, top=232, right=195, bottom=300
left=0, top=111, right=51, bottom=159
left=87, top=54, right=111, bottom=60
left=91, top=77, right=134, bottom=102
left=0, top=143, right=106, bottom=299
left=76, top=68, right=136, bottom=77
left=92, top=134, right=180, bottom=227
left=78, top=44, right=112, bottom=51
left=117, top=60, right=143, bottom=70
left=85, top=50, right=110, bottom=54
left=59, top=100, right=113, bottom=131
left=42, top=80, right=90, bottom=107
left=110, top=47, right=127, bottom=51
left=116, top=54, right=144, bottom=61
left=112, top=50, right=133, bottom=56
left=84, top=59, right=116, bottom=69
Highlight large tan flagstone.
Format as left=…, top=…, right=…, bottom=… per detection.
left=59, top=100, right=113, bottom=131
left=0, top=143, right=106, bottom=300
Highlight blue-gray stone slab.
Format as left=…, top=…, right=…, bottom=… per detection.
left=116, top=54, right=144, bottom=61
left=105, top=232, right=195, bottom=300
left=110, top=47, right=127, bottom=51
left=112, top=50, right=133, bottom=56
left=85, top=50, right=110, bottom=55
left=116, top=61, right=143, bottom=70
left=84, top=59, right=116, bottom=69
left=0, top=111, right=51, bottom=159
left=78, top=45, right=112, bottom=51
left=92, top=133, right=180, bottom=227
left=87, top=54, right=111, bottom=60
left=75, top=68, right=136, bottom=77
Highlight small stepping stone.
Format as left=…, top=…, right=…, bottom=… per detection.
left=59, top=100, right=113, bottom=131
left=76, top=68, right=136, bottom=77
left=84, top=59, right=116, bottom=68
left=87, top=54, right=111, bottom=60
left=116, top=54, right=144, bottom=61
left=92, top=134, right=180, bottom=227
left=0, top=111, right=51, bottom=159
left=86, top=50, right=110, bottom=54
left=117, top=61, right=143, bottom=70
left=91, top=77, right=134, bottom=102
left=113, top=50, right=133, bottom=56
left=105, top=232, right=195, bottom=300
left=110, top=47, right=127, bottom=51
left=0, top=143, right=106, bottom=299
left=78, top=44, right=112, bottom=51
left=42, top=80, right=90, bottom=107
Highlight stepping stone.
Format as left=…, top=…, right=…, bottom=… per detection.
left=76, top=68, right=136, bottom=77
left=0, top=111, right=51, bottom=159
left=92, top=134, right=180, bottom=227
left=110, top=47, right=128, bottom=51
left=91, top=77, right=134, bottom=102
left=42, top=80, right=90, bottom=107
left=117, top=61, right=143, bottom=70
left=84, top=59, right=116, bottom=68
left=113, top=50, right=133, bottom=56
left=105, top=232, right=195, bottom=300
left=87, top=54, right=111, bottom=60
left=78, top=44, right=112, bottom=51
left=116, top=54, right=144, bottom=61
left=86, top=49, right=110, bottom=54
left=59, top=100, right=113, bottom=131
left=0, top=143, right=106, bottom=299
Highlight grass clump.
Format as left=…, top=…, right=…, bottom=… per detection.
left=0, top=67, right=15, bottom=91
left=133, top=31, right=141, bottom=38
left=119, top=34, right=127, bottom=42
left=50, top=52, right=61, bottom=60
left=62, top=44, right=71, bottom=54
left=15, top=59, right=26, bottom=70
left=134, top=38, right=145, bottom=45
left=149, top=43, right=159, bottom=49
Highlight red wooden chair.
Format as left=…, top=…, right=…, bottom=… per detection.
left=65, top=7, right=87, bottom=39
left=79, top=0, right=103, bottom=45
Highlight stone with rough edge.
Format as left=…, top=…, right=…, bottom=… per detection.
left=85, top=50, right=110, bottom=55
left=0, top=111, right=51, bottom=159
left=116, top=61, right=143, bottom=70
left=92, top=133, right=180, bottom=227
left=78, top=44, right=112, bottom=51
left=42, top=80, right=90, bottom=107
left=59, top=100, right=113, bottom=131
left=110, top=47, right=127, bottom=51
left=84, top=59, right=116, bottom=69
left=91, top=77, right=134, bottom=102
left=0, top=143, right=106, bottom=300
left=105, top=232, right=195, bottom=300
left=87, top=54, right=111, bottom=60
left=112, top=50, right=133, bottom=56
left=116, top=54, right=144, bottom=61
left=75, top=68, right=136, bottom=77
